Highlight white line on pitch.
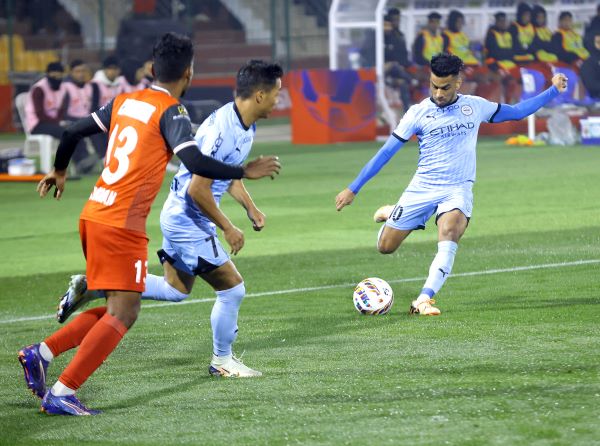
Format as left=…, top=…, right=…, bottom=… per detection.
left=1, top=258, right=598, bottom=325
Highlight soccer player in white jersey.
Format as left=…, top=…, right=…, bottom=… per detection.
left=336, top=53, right=567, bottom=316
left=56, top=60, right=283, bottom=377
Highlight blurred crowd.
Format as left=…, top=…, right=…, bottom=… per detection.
left=24, top=56, right=153, bottom=174
left=362, top=3, right=600, bottom=113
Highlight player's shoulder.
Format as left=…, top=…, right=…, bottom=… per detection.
left=459, top=94, right=495, bottom=107
left=407, top=97, right=437, bottom=117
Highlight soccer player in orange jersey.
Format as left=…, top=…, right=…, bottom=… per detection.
left=17, top=32, right=280, bottom=416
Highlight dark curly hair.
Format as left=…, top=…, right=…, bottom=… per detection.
left=430, top=53, right=464, bottom=77
left=152, top=32, right=194, bottom=83
left=236, top=60, right=284, bottom=99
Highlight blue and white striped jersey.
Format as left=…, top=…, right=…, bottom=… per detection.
left=160, top=102, right=255, bottom=236
left=393, top=95, right=498, bottom=188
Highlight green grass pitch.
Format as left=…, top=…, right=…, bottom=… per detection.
left=1, top=138, right=599, bottom=445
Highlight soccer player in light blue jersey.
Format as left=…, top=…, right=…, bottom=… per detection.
left=336, top=53, right=567, bottom=316
left=57, top=60, right=283, bottom=377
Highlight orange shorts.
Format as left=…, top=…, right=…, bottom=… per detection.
left=79, top=219, right=148, bottom=292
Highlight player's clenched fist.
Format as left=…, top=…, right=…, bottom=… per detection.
left=552, top=73, right=568, bottom=93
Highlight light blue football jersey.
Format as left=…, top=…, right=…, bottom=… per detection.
left=160, top=102, right=255, bottom=236
left=393, top=95, right=498, bottom=188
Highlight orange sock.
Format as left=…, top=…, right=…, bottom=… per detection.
left=44, top=306, right=107, bottom=357
left=58, top=312, right=128, bottom=390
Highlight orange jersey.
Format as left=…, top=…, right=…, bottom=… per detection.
left=80, top=86, right=197, bottom=234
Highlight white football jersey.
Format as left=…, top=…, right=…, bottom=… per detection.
left=393, top=95, right=498, bottom=188
left=160, top=102, right=255, bottom=236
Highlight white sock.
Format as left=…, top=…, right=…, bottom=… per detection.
left=141, top=274, right=189, bottom=302
left=417, top=240, right=458, bottom=303
left=51, top=380, right=76, bottom=396
left=39, top=342, right=54, bottom=362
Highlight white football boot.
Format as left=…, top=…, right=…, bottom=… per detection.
left=373, top=205, right=395, bottom=223
left=209, top=354, right=262, bottom=378
left=56, top=275, right=94, bottom=323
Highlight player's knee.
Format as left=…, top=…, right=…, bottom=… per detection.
left=377, top=239, right=399, bottom=255
left=216, top=281, right=245, bottom=305
left=165, top=283, right=189, bottom=302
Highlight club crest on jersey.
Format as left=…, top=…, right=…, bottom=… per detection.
left=461, top=105, right=473, bottom=116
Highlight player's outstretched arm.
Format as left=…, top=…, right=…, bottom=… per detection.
left=335, top=135, right=405, bottom=211
left=188, top=175, right=244, bottom=255
left=228, top=180, right=265, bottom=231
left=491, top=74, right=568, bottom=123
left=37, top=115, right=104, bottom=199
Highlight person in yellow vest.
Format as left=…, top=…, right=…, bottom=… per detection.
left=485, top=12, right=521, bottom=103
left=509, top=2, right=536, bottom=65
left=443, top=10, right=500, bottom=100
left=413, top=12, right=444, bottom=67
left=552, top=11, right=590, bottom=71
left=531, top=5, right=559, bottom=64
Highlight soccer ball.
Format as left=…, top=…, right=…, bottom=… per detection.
left=353, top=278, right=394, bottom=315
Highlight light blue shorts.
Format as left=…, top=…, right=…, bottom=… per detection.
left=385, top=182, right=473, bottom=231
left=158, top=226, right=229, bottom=276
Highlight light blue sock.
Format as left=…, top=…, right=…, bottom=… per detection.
left=210, top=282, right=245, bottom=357
left=141, top=274, right=189, bottom=302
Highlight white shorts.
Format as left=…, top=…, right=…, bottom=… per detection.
left=385, top=182, right=473, bottom=231
left=158, top=225, right=229, bottom=276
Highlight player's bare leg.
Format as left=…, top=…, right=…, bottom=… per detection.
left=410, top=209, right=468, bottom=316
left=377, top=225, right=412, bottom=254
left=201, top=262, right=261, bottom=378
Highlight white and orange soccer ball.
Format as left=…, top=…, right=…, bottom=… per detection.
left=353, top=277, right=394, bottom=315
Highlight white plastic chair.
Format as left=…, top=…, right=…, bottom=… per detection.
left=14, top=92, right=59, bottom=174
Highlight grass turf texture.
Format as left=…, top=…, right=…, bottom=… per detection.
left=1, top=138, right=599, bottom=445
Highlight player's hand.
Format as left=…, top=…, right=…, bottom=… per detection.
left=223, top=225, right=244, bottom=255
left=243, top=155, right=281, bottom=180
left=247, top=207, right=265, bottom=231
left=335, top=188, right=356, bottom=211
left=552, top=73, right=568, bottom=93
left=36, top=169, right=67, bottom=200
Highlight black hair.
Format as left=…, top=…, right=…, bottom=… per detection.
left=494, top=12, right=507, bottom=20
left=235, top=60, right=283, bottom=99
left=46, top=61, right=64, bottom=73
left=532, top=5, right=547, bottom=26
left=428, top=11, right=442, bottom=21
left=70, top=59, right=84, bottom=70
left=152, top=32, right=194, bottom=83
left=102, top=55, right=119, bottom=68
left=559, top=11, right=572, bottom=21
left=430, top=53, right=464, bottom=77
left=387, top=7, right=400, bottom=17
left=447, top=10, right=464, bottom=32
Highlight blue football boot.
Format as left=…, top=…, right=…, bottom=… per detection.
left=17, top=344, right=49, bottom=399
left=41, top=391, right=101, bottom=416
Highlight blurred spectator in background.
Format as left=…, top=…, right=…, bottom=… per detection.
left=25, top=62, right=89, bottom=172
left=383, top=8, right=413, bottom=110
left=140, top=59, right=154, bottom=88
left=485, top=12, right=521, bottom=103
left=580, top=32, right=600, bottom=99
left=413, top=12, right=444, bottom=67
left=92, top=55, right=121, bottom=107
left=443, top=10, right=499, bottom=100
left=360, top=8, right=413, bottom=111
left=531, top=5, right=559, bottom=64
left=509, top=3, right=536, bottom=65
left=552, top=11, right=590, bottom=71
left=584, top=5, right=600, bottom=53
left=64, top=60, right=97, bottom=121
left=64, top=59, right=103, bottom=172
left=117, top=58, right=146, bottom=93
